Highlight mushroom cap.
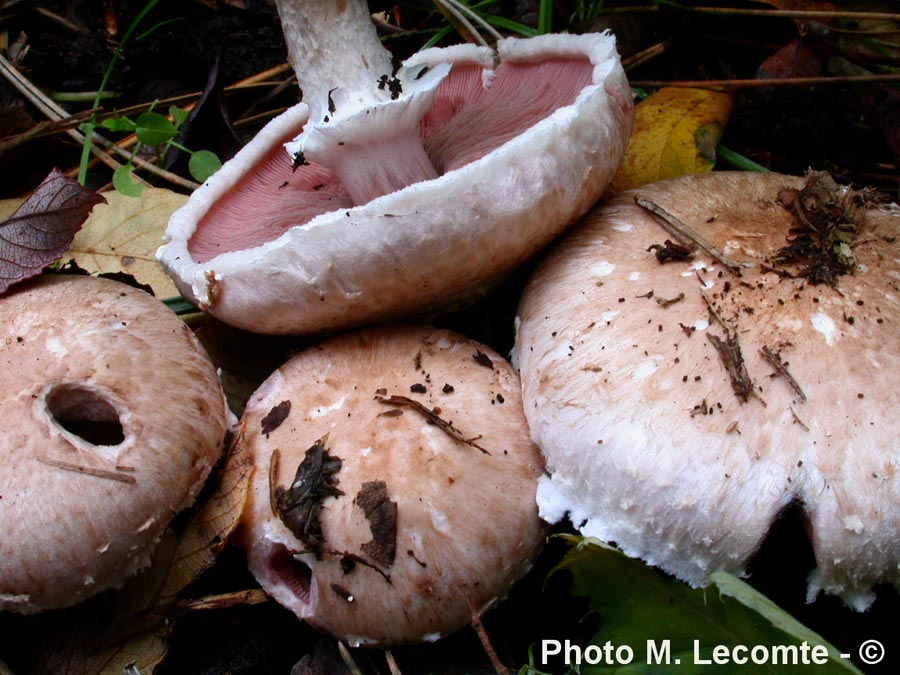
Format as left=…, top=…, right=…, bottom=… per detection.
left=0, top=275, right=230, bottom=613
left=157, top=33, right=632, bottom=334
left=512, top=171, right=900, bottom=609
left=236, top=325, right=545, bottom=645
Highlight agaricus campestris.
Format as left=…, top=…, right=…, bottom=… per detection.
left=235, top=325, right=545, bottom=645
left=157, top=0, right=632, bottom=334
left=513, top=171, right=900, bottom=609
left=0, top=275, right=230, bottom=613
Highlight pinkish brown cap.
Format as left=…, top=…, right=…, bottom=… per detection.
left=513, top=171, right=900, bottom=610
left=236, top=325, right=545, bottom=644
left=0, top=275, right=230, bottom=613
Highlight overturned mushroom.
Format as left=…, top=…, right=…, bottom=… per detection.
left=236, top=325, right=545, bottom=645
left=158, top=0, right=632, bottom=334
left=513, top=171, right=900, bottom=609
left=0, top=275, right=230, bottom=613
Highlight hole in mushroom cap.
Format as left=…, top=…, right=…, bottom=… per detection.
left=46, top=384, right=125, bottom=446
left=268, top=545, right=313, bottom=607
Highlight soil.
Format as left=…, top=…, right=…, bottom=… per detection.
left=1, top=1, right=899, bottom=674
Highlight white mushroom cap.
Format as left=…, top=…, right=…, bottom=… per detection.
left=512, top=171, right=900, bottom=610
left=0, top=275, right=230, bottom=613
left=236, top=325, right=546, bottom=645
left=157, top=25, right=632, bottom=334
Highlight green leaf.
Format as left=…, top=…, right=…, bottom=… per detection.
left=483, top=15, right=539, bottom=37
left=610, top=87, right=734, bottom=192
left=112, top=163, right=143, bottom=198
left=538, top=0, right=553, bottom=34
left=168, top=105, right=190, bottom=129
left=188, top=150, right=222, bottom=183
left=716, top=145, right=771, bottom=172
left=551, top=536, right=864, bottom=674
left=101, top=116, right=137, bottom=132
left=135, top=111, right=178, bottom=146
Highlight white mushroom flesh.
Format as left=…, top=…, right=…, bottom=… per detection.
left=513, top=172, right=900, bottom=610
left=157, top=24, right=632, bottom=334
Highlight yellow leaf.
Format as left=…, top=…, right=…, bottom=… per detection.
left=0, top=199, right=22, bottom=221
left=611, top=87, right=734, bottom=192
left=80, top=632, right=167, bottom=675
left=64, top=187, right=187, bottom=299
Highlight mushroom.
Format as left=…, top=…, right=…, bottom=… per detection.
left=512, top=171, right=900, bottom=609
left=0, top=275, right=230, bottom=613
left=235, top=325, right=545, bottom=645
left=157, top=0, right=633, bottom=334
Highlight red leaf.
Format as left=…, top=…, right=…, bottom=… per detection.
left=0, top=168, right=105, bottom=295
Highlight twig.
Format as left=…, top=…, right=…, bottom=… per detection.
left=706, top=333, right=757, bottom=404
left=234, top=107, right=290, bottom=128
left=374, top=392, right=490, bottom=454
left=268, top=446, right=281, bottom=517
left=656, top=292, right=685, bottom=308
left=111, top=143, right=199, bottom=190
left=761, top=346, right=807, bottom=402
left=0, top=53, right=128, bottom=175
left=435, top=0, right=503, bottom=46
left=468, top=597, right=509, bottom=675
left=64, top=131, right=199, bottom=190
left=790, top=406, right=810, bottom=431
left=622, top=40, right=669, bottom=72
left=385, top=650, right=403, bottom=675
left=33, top=6, right=86, bottom=33
left=77, top=63, right=296, bottom=187
left=698, top=285, right=734, bottom=336
left=636, top=196, right=743, bottom=274
left=688, top=6, right=900, bottom=22
left=599, top=5, right=900, bottom=22
left=337, top=642, right=365, bottom=675
left=629, top=73, right=900, bottom=90
left=0, top=108, right=98, bottom=154
left=0, top=53, right=199, bottom=188
left=174, top=588, right=270, bottom=613
left=37, top=457, right=137, bottom=484
left=1, top=54, right=291, bottom=191
left=325, top=549, right=391, bottom=583
left=1, top=55, right=293, bottom=185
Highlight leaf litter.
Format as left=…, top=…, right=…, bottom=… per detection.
left=0, top=168, right=105, bottom=295
left=273, top=435, right=344, bottom=556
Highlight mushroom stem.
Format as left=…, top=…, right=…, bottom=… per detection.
left=276, top=0, right=444, bottom=204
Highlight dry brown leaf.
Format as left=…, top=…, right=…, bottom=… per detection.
left=24, top=606, right=167, bottom=675
left=94, top=436, right=254, bottom=613
left=158, top=436, right=255, bottom=604
left=611, top=87, right=734, bottom=193
left=72, top=632, right=167, bottom=675
left=0, top=169, right=105, bottom=294
left=22, top=442, right=253, bottom=675
left=64, top=187, right=188, bottom=299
